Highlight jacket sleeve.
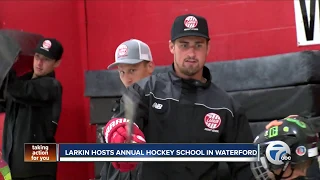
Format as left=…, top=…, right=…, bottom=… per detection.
left=221, top=99, right=254, bottom=180
left=114, top=82, right=149, bottom=131
left=7, top=77, right=62, bottom=106
left=0, top=86, right=6, bottom=111
left=0, top=102, right=5, bottom=113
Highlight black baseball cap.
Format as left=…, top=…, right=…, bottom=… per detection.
left=34, top=38, right=64, bottom=60
left=171, top=14, right=210, bottom=41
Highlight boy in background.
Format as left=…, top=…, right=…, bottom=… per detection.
left=99, top=39, right=155, bottom=180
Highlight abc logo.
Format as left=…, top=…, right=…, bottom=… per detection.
left=266, top=140, right=291, bottom=165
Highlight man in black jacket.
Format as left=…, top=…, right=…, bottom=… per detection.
left=99, top=39, right=155, bottom=180
left=103, top=14, right=254, bottom=180
left=1, top=38, right=63, bottom=180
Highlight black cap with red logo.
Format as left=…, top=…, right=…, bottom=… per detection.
left=171, top=14, right=210, bottom=41
left=34, top=38, right=64, bottom=60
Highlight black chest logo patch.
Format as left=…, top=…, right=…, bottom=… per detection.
left=151, top=100, right=168, bottom=114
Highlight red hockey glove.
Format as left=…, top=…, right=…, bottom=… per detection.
left=103, top=118, right=146, bottom=143
left=103, top=118, right=146, bottom=172
left=111, top=162, right=137, bottom=172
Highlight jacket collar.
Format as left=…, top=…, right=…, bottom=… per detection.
left=168, top=63, right=211, bottom=89
left=21, top=71, right=56, bottom=80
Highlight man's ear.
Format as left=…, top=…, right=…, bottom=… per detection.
left=169, top=40, right=175, bottom=54
left=147, top=61, right=155, bottom=74
left=53, top=60, right=61, bottom=68
left=206, top=41, right=211, bottom=56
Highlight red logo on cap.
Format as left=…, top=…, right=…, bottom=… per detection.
left=184, top=16, right=198, bottom=28
left=42, top=40, right=52, bottom=49
left=117, top=44, right=128, bottom=57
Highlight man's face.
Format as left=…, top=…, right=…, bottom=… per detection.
left=271, top=160, right=311, bottom=180
left=118, top=61, right=154, bottom=87
left=169, top=36, right=210, bottom=79
left=33, top=53, right=60, bottom=77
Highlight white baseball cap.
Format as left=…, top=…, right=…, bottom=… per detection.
left=107, top=39, right=153, bottom=69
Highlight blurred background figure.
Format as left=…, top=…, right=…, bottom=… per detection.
left=0, top=31, right=64, bottom=180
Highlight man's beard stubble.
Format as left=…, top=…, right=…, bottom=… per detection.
left=174, top=58, right=201, bottom=77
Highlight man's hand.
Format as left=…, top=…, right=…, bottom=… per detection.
left=103, top=118, right=146, bottom=172
left=265, top=115, right=298, bottom=129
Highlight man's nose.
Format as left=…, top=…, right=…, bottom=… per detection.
left=37, top=59, right=44, bottom=65
left=124, top=80, right=133, bottom=88
left=126, top=79, right=133, bottom=85
left=123, top=74, right=132, bottom=82
left=187, top=47, right=196, bottom=58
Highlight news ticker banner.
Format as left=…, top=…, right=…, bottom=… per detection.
left=25, top=143, right=260, bottom=162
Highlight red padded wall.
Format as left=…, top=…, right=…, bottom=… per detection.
left=86, top=1, right=320, bottom=70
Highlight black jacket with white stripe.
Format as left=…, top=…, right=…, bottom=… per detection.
left=115, top=65, right=254, bottom=180
left=2, top=71, right=62, bottom=178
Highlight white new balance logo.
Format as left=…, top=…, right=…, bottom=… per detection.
left=152, top=102, right=163, bottom=109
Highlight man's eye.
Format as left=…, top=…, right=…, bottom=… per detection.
left=180, top=44, right=188, bottom=48
left=119, top=71, right=124, bottom=75
left=196, top=44, right=203, bottom=48
left=130, top=69, right=136, bottom=73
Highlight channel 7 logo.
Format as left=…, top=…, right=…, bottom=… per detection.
left=265, top=140, right=291, bottom=165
